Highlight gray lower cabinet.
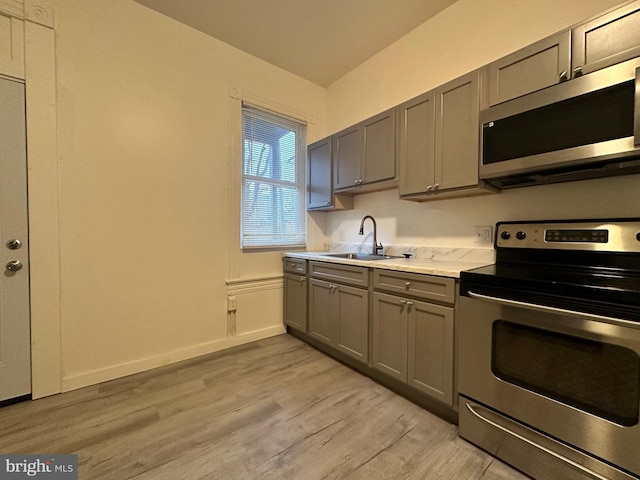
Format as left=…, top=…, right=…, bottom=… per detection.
left=283, top=273, right=307, bottom=332
left=407, top=298, right=454, bottom=405
left=287, top=260, right=455, bottom=406
left=371, top=292, right=408, bottom=381
left=283, top=257, right=308, bottom=332
left=308, top=262, right=369, bottom=364
left=372, top=270, right=455, bottom=407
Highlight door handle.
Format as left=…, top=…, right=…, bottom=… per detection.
left=6, top=260, right=23, bottom=271
left=467, top=290, right=640, bottom=328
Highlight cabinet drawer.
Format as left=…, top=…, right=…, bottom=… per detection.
left=309, top=261, right=369, bottom=288
left=373, top=269, right=454, bottom=305
left=283, top=257, right=307, bottom=274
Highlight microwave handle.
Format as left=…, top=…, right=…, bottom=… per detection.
left=466, top=290, right=640, bottom=329
left=635, top=66, right=640, bottom=146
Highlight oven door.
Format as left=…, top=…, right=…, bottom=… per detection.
left=458, top=291, right=640, bottom=479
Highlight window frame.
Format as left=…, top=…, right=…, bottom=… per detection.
left=240, top=102, right=307, bottom=250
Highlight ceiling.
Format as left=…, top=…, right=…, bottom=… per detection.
left=133, top=0, right=458, bottom=87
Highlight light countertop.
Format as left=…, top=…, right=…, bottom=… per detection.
left=284, top=251, right=494, bottom=278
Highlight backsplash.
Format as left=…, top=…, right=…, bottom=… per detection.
left=324, top=242, right=495, bottom=264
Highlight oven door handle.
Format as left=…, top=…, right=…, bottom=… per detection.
left=467, top=290, right=640, bottom=328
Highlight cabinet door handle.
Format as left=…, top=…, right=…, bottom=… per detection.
left=300, top=277, right=306, bottom=282
left=573, top=66, right=583, bottom=77
left=406, top=301, right=414, bottom=310
left=404, top=281, right=411, bottom=289
left=426, top=184, right=434, bottom=192
left=400, top=299, right=407, bottom=305
left=433, top=183, right=439, bottom=191
left=559, top=70, right=568, bottom=82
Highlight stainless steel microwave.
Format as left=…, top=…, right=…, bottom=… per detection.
left=479, top=57, right=640, bottom=188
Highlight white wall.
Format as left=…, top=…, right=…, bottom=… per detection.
left=324, top=0, right=637, bottom=250
left=32, top=0, right=639, bottom=392
left=48, top=0, right=325, bottom=390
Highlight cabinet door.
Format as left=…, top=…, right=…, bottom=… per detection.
left=398, top=91, right=436, bottom=196
left=371, top=292, right=407, bottom=382
left=283, top=273, right=307, bottom=332
left=0, top=13, right=24, bottom=80
left=334, top=284, right=368, bottom=363
left=361, top=109, right=396, bottom=185
left=572, top=1, right=640, bottom=77
left=308, top=279, right=335, bottom=345
left=333, top=126, right=360, bottom=191
left=487, top=31, right=571, bottom=106
left=307, top=138, right=333, bottom=210
left=434, top=71, right=480, bottom=191
left=407, top=300, right=454, bottom=406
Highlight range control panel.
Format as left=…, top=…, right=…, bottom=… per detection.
left=495, top=220, right=640, bottom=252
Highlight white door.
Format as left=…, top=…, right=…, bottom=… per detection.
left=0, top=76, right=30, bottom=402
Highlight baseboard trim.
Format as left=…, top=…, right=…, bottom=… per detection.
left=61, top=325, right=285, bottom=392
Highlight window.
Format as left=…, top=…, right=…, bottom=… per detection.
left=241, top=103, right=306, bottom=249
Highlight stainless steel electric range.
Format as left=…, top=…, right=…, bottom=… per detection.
left=458, top=219, right=640, bottom=480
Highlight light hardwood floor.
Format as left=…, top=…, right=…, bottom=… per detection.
left=0, top=334, right=529, bottom=479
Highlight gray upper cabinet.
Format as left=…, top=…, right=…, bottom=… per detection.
left=307, top=137, right=353, bottom=211
left=333, top=125, right=361, bottom=190
left=399, top=71, right=494, bottom=200
left=361, top=109, right=396, bottom=185
left=434, top=72, right=481, bottom=191
left=398, top=91, right=436, bottom=196
left=333, top=108, right=396, bottom=193
left=487, top=31, right=571, bottom=107
left=487, top=1, right=640, bottom=106
left=572, top=0, right=640, bottom=77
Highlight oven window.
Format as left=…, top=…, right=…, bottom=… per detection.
left=492, top=320, right=640, bottom=426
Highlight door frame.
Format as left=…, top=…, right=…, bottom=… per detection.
left=19, top=4, right=61, bottom=399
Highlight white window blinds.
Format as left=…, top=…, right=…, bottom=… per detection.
left=241, top=103, right=307, bottom=249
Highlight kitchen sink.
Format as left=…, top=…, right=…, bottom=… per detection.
left=318, top=252, right=404, bottom=261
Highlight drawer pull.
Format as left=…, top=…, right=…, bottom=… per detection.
left=404, top=282, right=411, bottom=289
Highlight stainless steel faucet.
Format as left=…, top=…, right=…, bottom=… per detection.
left=359, top=215, right=383, bottom=255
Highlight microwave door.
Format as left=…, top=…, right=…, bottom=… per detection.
left=479, top=57, right=640, bottom=186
